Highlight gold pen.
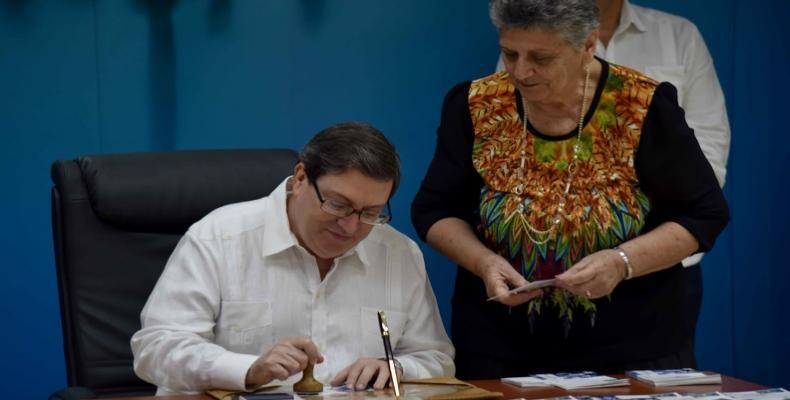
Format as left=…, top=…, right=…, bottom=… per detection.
left=377, top=310, right=401, bottom=397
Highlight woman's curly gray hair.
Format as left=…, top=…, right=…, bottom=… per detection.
left=489, top=0, right=600, bottom=47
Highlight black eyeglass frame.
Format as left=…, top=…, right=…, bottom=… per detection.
left=310, top=179, right=392, bottom=225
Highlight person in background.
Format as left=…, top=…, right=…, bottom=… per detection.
left=498, top=0, right=731, bottom=365
left=133, top=122, right=454, bottom=395
left=413, top=0, right=729, bottom=379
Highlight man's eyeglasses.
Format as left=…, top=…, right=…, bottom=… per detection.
left=311, top=180, right=392, bottom=225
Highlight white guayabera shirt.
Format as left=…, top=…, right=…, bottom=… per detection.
left=131, top=178, right=454, bottom=395
left=497, top=0, right=731, bottom=266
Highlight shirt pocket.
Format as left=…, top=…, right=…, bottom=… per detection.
left=216, top=300, right=273, bottom=352
left=359, top=307, right=408, bottom=358
left=644, top=65, right=686, bottom=106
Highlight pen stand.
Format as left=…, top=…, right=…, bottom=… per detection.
left=293, top=363, right=323, bottom=394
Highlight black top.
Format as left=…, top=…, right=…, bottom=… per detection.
left=411, top=60, right=729, bottom=377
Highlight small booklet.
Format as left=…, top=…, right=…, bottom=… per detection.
left=500, top=375, right=553, bottom=388
left=487, top=278, right=556, bottom=301
left=502, top=371, right=630, bottom=390
left=626, top=369, right=722, bottom=387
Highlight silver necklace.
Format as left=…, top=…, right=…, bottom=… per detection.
left=519, top=64, right=591, bottom=245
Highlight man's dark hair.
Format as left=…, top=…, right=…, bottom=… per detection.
left=299, top=122, right=401, bottom=198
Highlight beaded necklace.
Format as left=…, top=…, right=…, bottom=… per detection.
left=519, top=64, right=591, bottom=245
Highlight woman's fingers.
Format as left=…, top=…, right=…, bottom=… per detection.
left=556, top=250, right=624, bottom=298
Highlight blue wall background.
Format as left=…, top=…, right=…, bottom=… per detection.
left=0, top=1, right=787, bottom=398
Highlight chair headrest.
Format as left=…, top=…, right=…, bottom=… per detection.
left=75, top=149, right=297, bottom=233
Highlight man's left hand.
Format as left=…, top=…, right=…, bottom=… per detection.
left=329, top=357, right=402, bottom=391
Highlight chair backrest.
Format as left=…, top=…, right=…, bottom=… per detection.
left=50, top=149, right=298, bottom=397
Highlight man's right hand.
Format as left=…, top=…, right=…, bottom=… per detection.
left=245, top=337, right=324, bottom=386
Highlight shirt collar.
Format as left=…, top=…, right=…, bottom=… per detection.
left=260, top=177, right=299, bottom=258
left=260, top=176, right=369, bottom=268
left=619, top=0, right=648, bottom=33
left=349, top=235, right=371, bottom=266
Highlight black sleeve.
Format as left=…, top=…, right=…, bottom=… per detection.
left=636, top=82, right=730, bottom=252
left=411, top=81, right=484, bottom=242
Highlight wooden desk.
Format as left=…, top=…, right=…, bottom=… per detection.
left=108, top=375, right=766, bottom=400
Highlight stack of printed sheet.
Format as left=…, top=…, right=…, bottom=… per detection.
left=626, top=369, right=723, bottom=387
left=502, top=371, right=630, bottom=390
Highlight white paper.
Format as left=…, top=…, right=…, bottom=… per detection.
left=487, top=278, right=556, bottom=301
left=627, top=369, right=722, bottom=387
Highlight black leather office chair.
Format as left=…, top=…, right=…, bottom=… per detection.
left=49, top=149, right=298, bottom=399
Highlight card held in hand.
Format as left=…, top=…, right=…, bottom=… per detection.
left=487, top=278, right=556, bottom=302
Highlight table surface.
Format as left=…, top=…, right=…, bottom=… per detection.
left=106, top=375, right=767, bottom=400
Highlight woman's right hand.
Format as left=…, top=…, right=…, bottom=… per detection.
left=475, top=253, right=543, bottom=306
left=424, top=218, right=543, bottom=306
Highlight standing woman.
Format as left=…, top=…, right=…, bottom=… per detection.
left=411, top=0, right=728, bottom=379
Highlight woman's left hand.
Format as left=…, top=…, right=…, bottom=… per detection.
left=554, top=249, right=625, bottom=299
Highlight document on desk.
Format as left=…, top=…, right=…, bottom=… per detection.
left=212, top=379, right=503, bottom=400
left=626, top=369, right=722, bottom=386
left=500, top=375, right=553, bottom=388
left=502, top=371, right=629, bottom=389
left=486, top=278, right=556, bottom=302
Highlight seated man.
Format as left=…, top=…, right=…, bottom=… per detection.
left=131, top=122, right=455, bottom=395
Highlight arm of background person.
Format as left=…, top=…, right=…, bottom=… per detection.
left=678, top=22, right=730, bottom=187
